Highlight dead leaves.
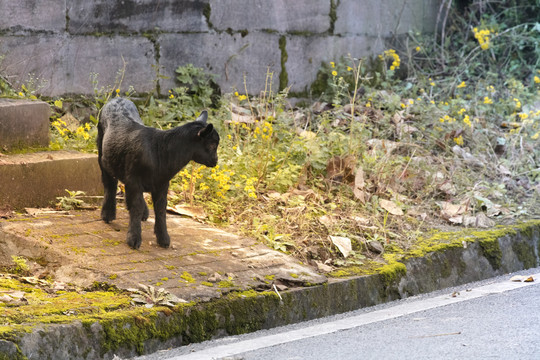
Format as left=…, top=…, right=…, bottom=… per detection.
left=379, top=199, right=404, bottom=216
left=167, top=204, right=207, bottom=220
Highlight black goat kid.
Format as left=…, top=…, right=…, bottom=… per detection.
left=97, top=97, right=220, bottom=249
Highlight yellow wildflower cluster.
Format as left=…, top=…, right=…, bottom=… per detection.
left=178, top=165, right=206, bottom=192
left=242, top=176, right=258, bottom=199
left=381, top=49, right=401, bottom=71
left=51, top=119, right=92, bottom=141
left=209, top=166, right=234, bottom=198
left=439, top=115, right=457, bottom=123
left=253, top=120, right=274, bottom=140
left=473, top=27, right=491, bottom=50
left=234, top=91, right=247, bottom=101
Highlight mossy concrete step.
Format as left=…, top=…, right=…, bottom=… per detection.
left=0, top=214, right=539, bottom=359
left=0, top=99, right=50, bottom=151
left=0, top=150, right=102, bottom=210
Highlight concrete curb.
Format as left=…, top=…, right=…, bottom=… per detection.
left=2, top=221, right=539, bottom=360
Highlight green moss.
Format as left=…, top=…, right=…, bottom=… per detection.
left=329, top=0, right=337, bottom=34
left=264, top=275, right=275, bottom=281
left=378, top=261, right=407, bottom=287
left=512, top=241, right=537, bottom=268
left=478, top=238, right=502, bottom=269
left=289, top=273, right=299, bottom=279
left=109, top=274, right=118, bottom=280
left=278, top=36, right=288, bottom=91
left=218, top=280, right=235, bottom=288
left=180, top=272, right=196, bottom=284
left=201, top=282, right=214, bottom=287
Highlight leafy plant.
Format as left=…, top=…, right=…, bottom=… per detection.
left=55, top=190, right=87, bottom=210
left=127, top=283, right=186, bottom=308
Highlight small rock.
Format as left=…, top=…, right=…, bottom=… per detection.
left=367, top=241, right=384, bottom=254
left=315, top=261, right=333, bottom=273
left=208, top=272, right=223, bottom=283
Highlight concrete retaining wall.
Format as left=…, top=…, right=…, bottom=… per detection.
left=0, top=0, right=441, bottom=97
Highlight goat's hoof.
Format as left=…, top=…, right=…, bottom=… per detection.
left=127, top=234, right=142, bottom=250
left=101, top=211, right=116, bottom=223
left=157, top=235, right=170, bottom=249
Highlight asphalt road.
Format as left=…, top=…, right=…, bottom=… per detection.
left=133, top=267, right=540, bottom=360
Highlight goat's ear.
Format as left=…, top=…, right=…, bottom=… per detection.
left=196, top=110, right=208, bottom=124
left=198, top=124, right=213, bottom=138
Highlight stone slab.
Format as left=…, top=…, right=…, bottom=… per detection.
left=0, top=209, right=327, bottom=302
left=0, top=151, right=102, bottom=209
left=209, top=0, right=331, bottom=34
left=0, top=99, right=50, bottom=150
left=0, top=0, right=66, bottom=33
left=159, top=32, right=281, bottom=95
left=67, top=0, right=209, bottom=34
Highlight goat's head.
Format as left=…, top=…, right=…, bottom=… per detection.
left=193, top=111, right=220, bottom=167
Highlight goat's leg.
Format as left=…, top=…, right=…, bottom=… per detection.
left=125, top=186, right=145, bottom=249
left=100, top=169, right=118, bottom=223
left=152, top=186, right=170, bottom=248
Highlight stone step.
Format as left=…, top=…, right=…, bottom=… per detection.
left=0, top=150, right=102, bottom=210
left=0, top=98, right=50, bottom=151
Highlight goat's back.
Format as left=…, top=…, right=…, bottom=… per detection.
left=100, top=97, right=143, bottom=130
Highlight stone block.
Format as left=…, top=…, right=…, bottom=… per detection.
left=0, top=151, right=102, bottom=210
left=0, top=99, right=50, bottom=151
left=0, top=0, right=66, bottom=33
left=159, top=32, right=281, bottom=95
left=209, top=0, right=331, bottom=33
left=67, top=0, right=209, bottom=34
left=61, top=36, right=157, bottom=95
left=0, top=35, right=156, bottom=96
left=0, top=36, right=66, bottom=95
left=285, top=35, right=384, bottom=94
left=335, top=0, right=438, bottom=36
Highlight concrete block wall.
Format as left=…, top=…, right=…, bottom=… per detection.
left=0, top=0, right=441, bottom=97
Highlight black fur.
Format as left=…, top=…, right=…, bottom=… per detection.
left=97, top=97, right=219, bottom=249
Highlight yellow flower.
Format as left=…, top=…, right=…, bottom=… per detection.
left=534, top=76, right=540, bottom=84
left=346, top=66, right=353, bottom=72
left=457, top=81, right=466, bottom=88
left=169, top=94, right=174, bottom=99
left=454, top=135, right=464, bottom=146
left=458, top=108, right=466, bottom=115
left=513, top=98, right=521, bottom=109
left=18, top=92, right=24, bottom=97
left=483, top=96, right=493, bottom=104
left=238, top=95, right=247, bottom=101
left=332, top=70, right=338, bottom=77
left=234, top=91, right=239, bottom=97
left=415, top=46, right=421, bottom=52
left=365, top=102, right=371, bottom=108
left=463, top=115, right=472, bottom=127
left=330, top=62, right=335, bottom=68
left=115, top=89, right=120, bottom=97
left=518, top=113, right=528, bottom=120
left=408, top=99, right=414, bottom=105
left=531, top=132, right=539, bottom=140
